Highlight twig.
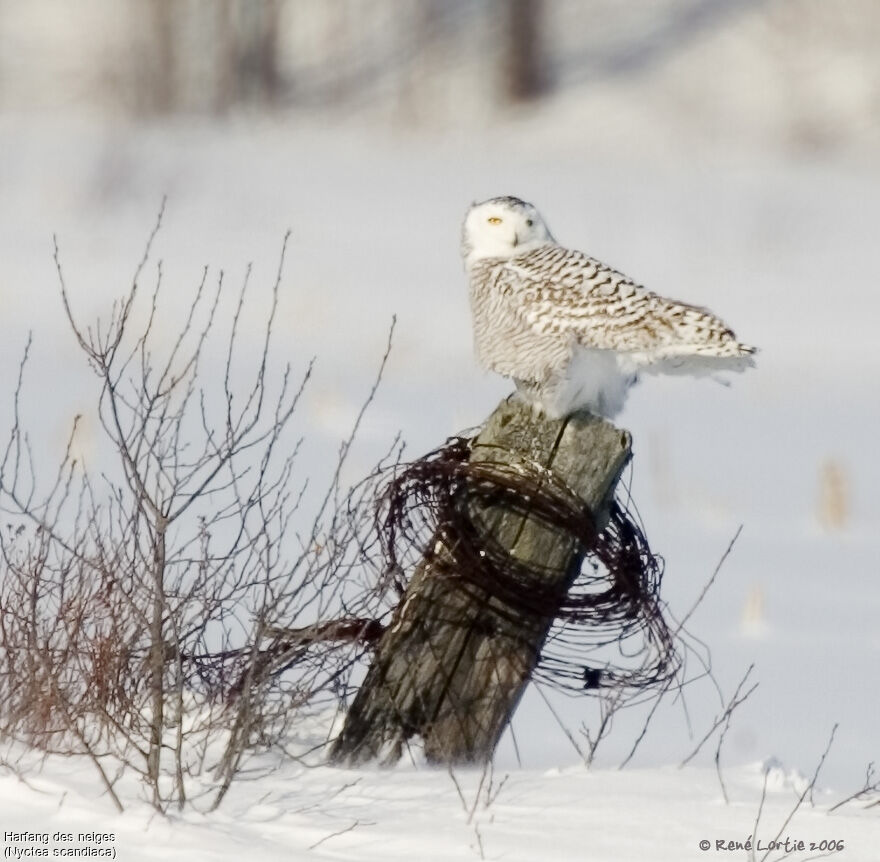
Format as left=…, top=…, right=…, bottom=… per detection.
left=749, top=770, right=771, bottom=862
left=675, top=525, right=742, bottom=635
left=448, top=765, right=469, bottom=812
left=752, top=725, right=838, bottom=862
left=680, top=663, right=758, bottom=803
left=472, top=821, right=486, bottom=860
left=681, top=664, right=757, bottom=768
left=828, top=761, right=879, bottom=813
left=307, top=819, right=373, bottom=851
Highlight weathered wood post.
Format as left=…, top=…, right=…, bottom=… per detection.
left=330, top=398, right=631, bottom=766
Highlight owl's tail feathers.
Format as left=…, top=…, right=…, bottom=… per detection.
left=641, top=341, right=758, bottom=378
left=641, top=344, right=758, bottom=377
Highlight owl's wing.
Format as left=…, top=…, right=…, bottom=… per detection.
left=501, top=246, right=755, bottom=359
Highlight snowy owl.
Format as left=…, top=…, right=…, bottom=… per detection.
left=462, top=196, right=756, bottom=418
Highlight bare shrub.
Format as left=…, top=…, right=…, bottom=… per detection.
left=0, top=208, right=390, bottom=811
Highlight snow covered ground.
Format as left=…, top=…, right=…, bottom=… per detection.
left=2, top=743, right=878, bottom=861
left=2, top=59, right=879, bottom=859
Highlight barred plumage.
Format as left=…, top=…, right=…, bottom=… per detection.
left=462, top=196, right=756, bottom=418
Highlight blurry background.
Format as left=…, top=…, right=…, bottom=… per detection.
left=1, top=0, right=878, bottom=785
left=3, top=0, right=880, bottom=149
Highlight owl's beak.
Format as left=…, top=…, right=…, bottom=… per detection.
left=512, top=232, right=519, bottom=247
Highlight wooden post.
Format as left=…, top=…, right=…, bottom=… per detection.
left=329, top=399, right=631, bottom=766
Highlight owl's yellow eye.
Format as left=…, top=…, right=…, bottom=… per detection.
left=487, top=216, right=502, bottom=225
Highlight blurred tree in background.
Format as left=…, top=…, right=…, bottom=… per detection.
left=501, top=0, right=546, bottom=103
left=0, top=0, right=878, bottom=150
left=141, top=0, right=283, bottom=114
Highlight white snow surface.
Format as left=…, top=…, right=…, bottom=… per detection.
left=1, top=100, right=879, bottom=857
left=2, top=741, right=878, bottom=861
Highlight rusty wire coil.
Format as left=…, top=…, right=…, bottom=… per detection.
left=369, top=434, right=680, bottom=697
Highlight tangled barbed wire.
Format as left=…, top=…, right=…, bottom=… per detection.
left=357, top=433, right=680, bottom=700
left=182, top=424, right=686, bottom=737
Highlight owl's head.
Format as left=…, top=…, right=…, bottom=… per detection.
left=461, top=196, right=553, bottom=269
